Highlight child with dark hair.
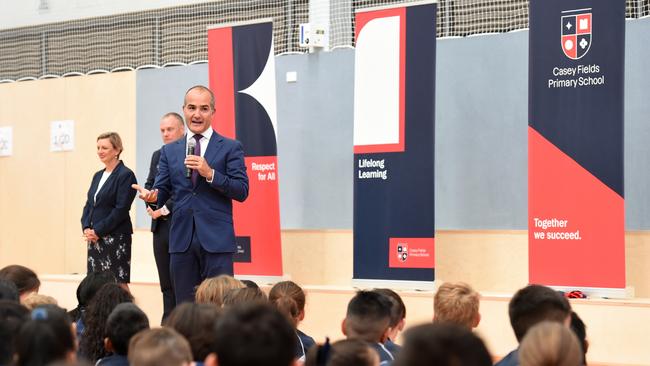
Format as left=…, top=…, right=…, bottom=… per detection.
left=79, top=283, right=134, bottom=363
left=342, top=290, right=395, bottom=364
left=0, top=265, right=40, bottom=301
left=97, top=303, right=150, bottom=366
left=393, top=323, right=492, bottom=366
left=372, top=288, right=406, bottom=354
left=164, top=303, right=221, bottom=362
left=495, top=285, right=572, bottom=366
left=0, top=300, right=30, bottom=365
left=570, top=311, right=588, bottom=365
left=0, top=279, right=19, bottom=302
left=15, top=304, right=77, bottom=366
left=69, top=271, right=117, bottom=322
left=240, top=279, right=259, bottom=289
left=128, top=328, right=192, bottom=366
left=205, top=303, right=296, bottom=366
left=305, top=339, right=380, bottom=366
left=222, top=287, right=267, bottom=307
left=269, top=281, right=316, bottom=362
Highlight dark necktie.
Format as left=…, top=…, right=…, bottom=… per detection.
left=191, top=134, right=202, bottom=186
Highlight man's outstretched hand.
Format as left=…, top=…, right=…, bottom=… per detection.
left=132, top=184, right=158, bottom=203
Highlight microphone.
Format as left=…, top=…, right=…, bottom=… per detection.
left=186, top=139, right=196, bottom=178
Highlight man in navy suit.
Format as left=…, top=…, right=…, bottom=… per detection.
left=134, top=85, right=249, bottom=304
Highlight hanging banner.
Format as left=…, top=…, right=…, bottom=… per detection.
left=529, top=0, right=625, bottom=290
left=353, top=2, right=436, bottom=283
left=208, top=19, right=282, bottom=277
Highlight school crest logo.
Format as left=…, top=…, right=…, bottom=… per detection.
left=397, top=243, right=408, bottom=262
left=561, top=9, right=592, bottom=60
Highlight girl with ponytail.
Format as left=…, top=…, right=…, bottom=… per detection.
left=269, top=281, right=315, bottom=362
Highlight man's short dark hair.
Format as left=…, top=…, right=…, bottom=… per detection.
left=509, top=284, right=571, bottom=342
left=0, top=279, right=19, bottom=302
left=184, top=85, right=215, bottom=111
left=212, top=303, right=296, bottom=366
left=0, top=300, right=30, bottom=364
left=344, top=290, right=393, bottom=342
left=393, top=323, right=492, bottom=366
left=105, top=303, right=150, bottom=355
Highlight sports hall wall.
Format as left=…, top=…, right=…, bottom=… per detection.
left=1, top=18, right=649, bottom=294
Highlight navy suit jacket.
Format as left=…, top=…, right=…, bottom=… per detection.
left=81, top=161, right=137, bottom=237
left=145, top=149, right=174, bottom=232
left=153, top=131, right=248, bottom=253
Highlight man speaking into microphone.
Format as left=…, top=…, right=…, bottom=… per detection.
left=134, top=85, right=249, bottom=304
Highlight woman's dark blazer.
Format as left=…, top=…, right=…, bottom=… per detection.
left=81, top=161, right=137, bottom=237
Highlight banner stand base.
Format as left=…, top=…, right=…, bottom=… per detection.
left=235, top=274, right=288, bottom=286
left=549, top=285, right=633, bottom=299
left=351, top=278, right=435, bottom=291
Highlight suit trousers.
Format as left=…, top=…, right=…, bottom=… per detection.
left=170, top=220, right=234, bottom=304
left=152, top=218, right=175, bottom=322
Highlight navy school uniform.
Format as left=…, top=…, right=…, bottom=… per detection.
left=296, top=329, right=316, bottom=361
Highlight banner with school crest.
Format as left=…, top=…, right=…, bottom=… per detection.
left=529, top=0, right=625, bottom=292
left=207, top=19, right=283, bottom=277
left=353, top=2, right=436, bottom=283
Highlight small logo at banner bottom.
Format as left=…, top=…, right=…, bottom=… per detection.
left=234, top=236, right=251, bottom=263
left=389, top=238, right=435, bottom=269
left=561, top=9, right=592, bottom=60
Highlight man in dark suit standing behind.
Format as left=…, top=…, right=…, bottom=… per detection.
left=144, top=112, right=185, bottom=321
left=134, top=85, right=249, bottom=304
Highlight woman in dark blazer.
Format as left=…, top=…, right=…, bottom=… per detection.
left=81, top=132, right=137, bottom=283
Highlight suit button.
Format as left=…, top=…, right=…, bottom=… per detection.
left=193, top=192, right=197, bottom=196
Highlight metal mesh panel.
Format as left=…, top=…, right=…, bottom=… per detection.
left=0, top=0, right=647, bottom=81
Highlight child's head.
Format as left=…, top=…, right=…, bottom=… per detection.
left=222, top=287, right=267, bottom=307
left=0, top=300, right=30, bottom=365
left=508, top=285, right=571, bottom=342
left=164, top=303, right=221, bottom=362
left=195, top=275, right=245, bottom=307
left=433, top=282, right=481, bottom=329
left=105, top=303, right=150, bottom=356
left=305, top=339, right=380, bottom=366
left=269, top=281, right=306, bottom=327
left=342, top=290, right=393, bottom=343
left=519, top=321, right=583, bottom=366
left=128, top=328, right=192, bottom=366
left=372, top=288, right=406, bottom=339
left=21, top=293, right=58, bottom=310
left=0, top=265, right=40, bottom=301
left=15, top=305, right=77, bottom=366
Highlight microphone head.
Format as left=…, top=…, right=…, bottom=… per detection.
left=187, top=139, right=196, bottom=155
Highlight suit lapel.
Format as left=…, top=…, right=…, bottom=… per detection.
left=95, top=162, right=122, bottom=204
left=204, top=130, right=224, bottom=164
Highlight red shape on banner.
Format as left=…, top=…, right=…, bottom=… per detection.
left=207, top=27, right=236, bottom=139
left=233, top=156, right=283, bottom=276
left=388, top=237, right=435, bottom=269
left=528, top=127, right=625, bottom=288
left=561, top=35, right=578, bottom=60
left=354, top=7, right=406, bottom=154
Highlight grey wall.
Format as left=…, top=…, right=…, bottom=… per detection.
left=135, top=64, right=208, bottom=228
left=134, top=17, right=650, bottom=230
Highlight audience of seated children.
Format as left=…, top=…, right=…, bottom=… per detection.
left=433, top=282, right=481, bottom=329
left=393, top=323, right=492, bottom=366
left=0, top=300, right=30, bottom=366
left=164, top=303, right=221, bottom=363
left=372, top=288, right=406, bottom=354
left=222, top=287, right=267, bottom=307
left=79, top=283, right=134, bottom=363
left=519, top=321, right=583, bottom=366
left=97, top=303, right=150, bottom=366
left=15, top=304, right=77, bottom=366
left=495, top=285, right=572, bottom=366
left=269, top=281, right=316, bottom=362
left=0, top=265, right=40, bottom=302
left=195, top=275, right=245, bottom=307
left=341, top=290, right=395, bottom=365
left=205, top=303, right=297, bottom=366
left=569, top=311, right=588, bottom=365
left=305, top=339, right=380, bottom=366
left=128, top=328, right=192, bottom=366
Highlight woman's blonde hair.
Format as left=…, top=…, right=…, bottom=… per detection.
left=194, top=275, right=245, bottom=307
left=97, top=132, right=124, bottom=158
left=519, top=321, right=583, bottom=366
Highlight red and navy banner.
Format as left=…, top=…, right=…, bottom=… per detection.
left=207, top=20, right=282, bottom=277
left=353, top=2, right=436, bottom=282
left=529, top=0, right=625, bottom=289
